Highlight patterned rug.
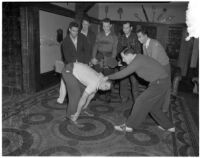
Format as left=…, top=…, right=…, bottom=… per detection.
left=2, top=85, right=199, bottom=156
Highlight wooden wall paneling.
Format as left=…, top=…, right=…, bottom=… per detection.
left=3, top=3, right=23, bottom=93
left=20, top=6, right=40, bottom=93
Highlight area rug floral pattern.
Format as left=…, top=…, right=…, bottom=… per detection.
left=2, top=85, right=198, bottom=156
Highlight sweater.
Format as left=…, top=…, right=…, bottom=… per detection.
left=108, top=54, right=168, bottom=82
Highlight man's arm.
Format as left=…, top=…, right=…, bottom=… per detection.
left=92, top=34, right=100, bottom=59
left=151, top=41, right=160, bottom=61
left=71, top=91, right=89, bottom=121
left=117, top=36, right=123, bottom=54
left=108, top=61, right=137, bottom=80
left=112, top=35, right=118, bottom=58
left=151, top=41, right=169, bottom=65
left=82, top=34, right=91, bottom=63
left=82, top=92, right=96, bottom=110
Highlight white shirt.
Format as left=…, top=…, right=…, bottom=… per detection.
left=144, top=38, right=150, bottom=49
left=105, top=31, right=111, bottom=36
left=72, top=62, right=102, bottom=94
left=125, top=33, right=131, bottom=38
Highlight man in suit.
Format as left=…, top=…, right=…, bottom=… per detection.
left=80, top=16, right=96, bottom=64
left=117, top=21, right=141, bottom=104
left=104, top=48, right=175, bottom=132
left=136, top=28, right=171, bottom=113
left=57, top=22, right=89, bottom=108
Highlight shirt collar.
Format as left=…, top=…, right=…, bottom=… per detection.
left=105, top=31, right=111, bottom=36
left=70, top=35, right=77, bottom=42
left=145, top=38, right=150, bottom=48
left=81, top=30, right=88, bottom=36
left=125, top=32, right=131, bottom=38
left=132, top=54, right=137, bottom=61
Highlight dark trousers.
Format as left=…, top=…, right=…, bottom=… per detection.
left=162, top=63, right=171, bottom=112
left=61, top=63, right=85, bottom=118
left=126, top=77, right=174, bottom=129
left=119, top=66, right=139, bottom=102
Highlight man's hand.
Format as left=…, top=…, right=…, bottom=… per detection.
left=91, top=58, right=98, bottom=65
left=103, top=76, right=109, bottom=81
left=118, top=61, right=123, bottom=67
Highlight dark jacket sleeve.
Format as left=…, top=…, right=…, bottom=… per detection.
left=82, top=34, right=91, bottom=63
left=117, top=36, right=124, bottom=54
left=132, top=33, right=142, bottom=54
left=108, top=61, right=137, bottom=80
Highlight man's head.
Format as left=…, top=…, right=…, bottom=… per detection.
left=98, top=73, right=112, bottom=90
left=123, top=21, right=132, bottom=36
left=69, top=21, right=79, bottom=38
left=102, top=18, right=112, bottom=34
left=81, top=16, right=90, bottom=32
left=121, top=48, right=135, bottom=65
left=136, top=28, right=148, bottom=44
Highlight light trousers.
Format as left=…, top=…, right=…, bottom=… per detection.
left=57, top=79, right=67, bottom=103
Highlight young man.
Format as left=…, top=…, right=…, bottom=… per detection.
left=57, top=21, right=89, bottom=104
left=104, top=48, right=175, bottom=132
left=91, top=18, right=118, bottom=103
left=62, top=62, right=111, bottom=125
left=117, top=21, right=141, bottom=103
left=80, top=16, right=96, bottom=64
left=136, top=28, right=171, bottom=112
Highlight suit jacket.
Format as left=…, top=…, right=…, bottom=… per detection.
left=62, top=33, right=89, bottom=64
left=81, top=30, right=96, bottom=63
left=143, top=38, right=169, bottom=66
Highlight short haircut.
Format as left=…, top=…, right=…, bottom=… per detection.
left=69, top=21, right=79, bottom=29
left=123, top=21, right=132, bottom=27
left=102, top=18, right=111, bottom=24
left=122, top=47, right=135, bottom=55
left=116, top=47, right=134, bottom=66
left=136, top=28, right=148, bottom=36
left=82, top=16, right=90, bottom=24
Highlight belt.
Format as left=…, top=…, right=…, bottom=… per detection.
left=150, top=77, right=169, bottom=85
